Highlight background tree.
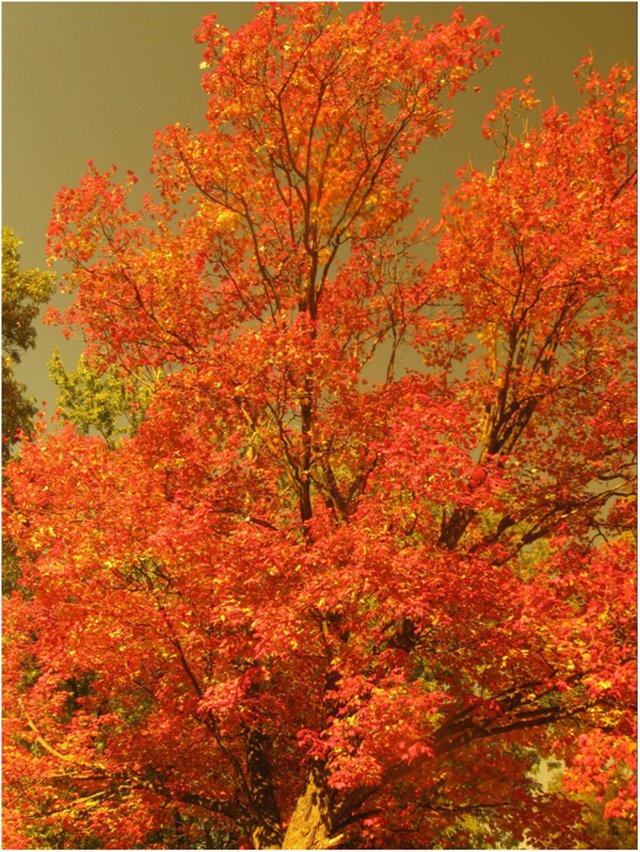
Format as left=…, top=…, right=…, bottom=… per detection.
left=2, top=228, right=55, bottom=596
left=2, top=227, right=55, bottom=463
left=48, top=349, right=157, bottom=448
left=3, top=5, right=635, bottom=849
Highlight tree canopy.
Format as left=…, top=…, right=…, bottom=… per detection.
left=2, top=227, right=55, bottom=463
left=3, top=4, right=636, bottom=849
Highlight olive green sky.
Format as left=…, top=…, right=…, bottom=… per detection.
left=2, top=1, right=637, bottom=413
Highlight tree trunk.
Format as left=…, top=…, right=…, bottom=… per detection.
left=280, top=766, right=343, bottom=850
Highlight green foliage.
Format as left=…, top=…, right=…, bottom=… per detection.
left=49, top=350, right=155, bottom=446
left=2, top=227, right=55, bottom=462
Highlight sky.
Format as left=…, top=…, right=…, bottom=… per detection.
left=2, top=1, right=637, bottom=414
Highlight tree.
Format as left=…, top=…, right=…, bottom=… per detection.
left=2, top=228, right=56, bottom=597
left=48, top=348, right=156, bottom=447
left=2, top=227, right=55, bottom=463
left=3, top=4, right=636, bottom=849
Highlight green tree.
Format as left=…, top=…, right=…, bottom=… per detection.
left=2, top=227, right=55, bottom=463
left=49, top=349, right=156, bottom=448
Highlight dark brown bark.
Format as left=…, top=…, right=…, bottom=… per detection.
left=245, top=728, right=284, bottom=849
left=438, top=505, right=475, bottom=549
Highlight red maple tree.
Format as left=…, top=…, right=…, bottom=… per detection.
left=3, top=4, right=636, bottom=849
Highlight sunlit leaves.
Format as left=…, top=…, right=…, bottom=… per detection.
left=3, top=6, right=636, bottom=850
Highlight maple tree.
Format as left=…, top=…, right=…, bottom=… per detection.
left=3, top=3, right=636, bottom=849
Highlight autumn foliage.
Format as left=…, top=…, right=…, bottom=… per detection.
left=3, top=3, right=636, bottom=849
